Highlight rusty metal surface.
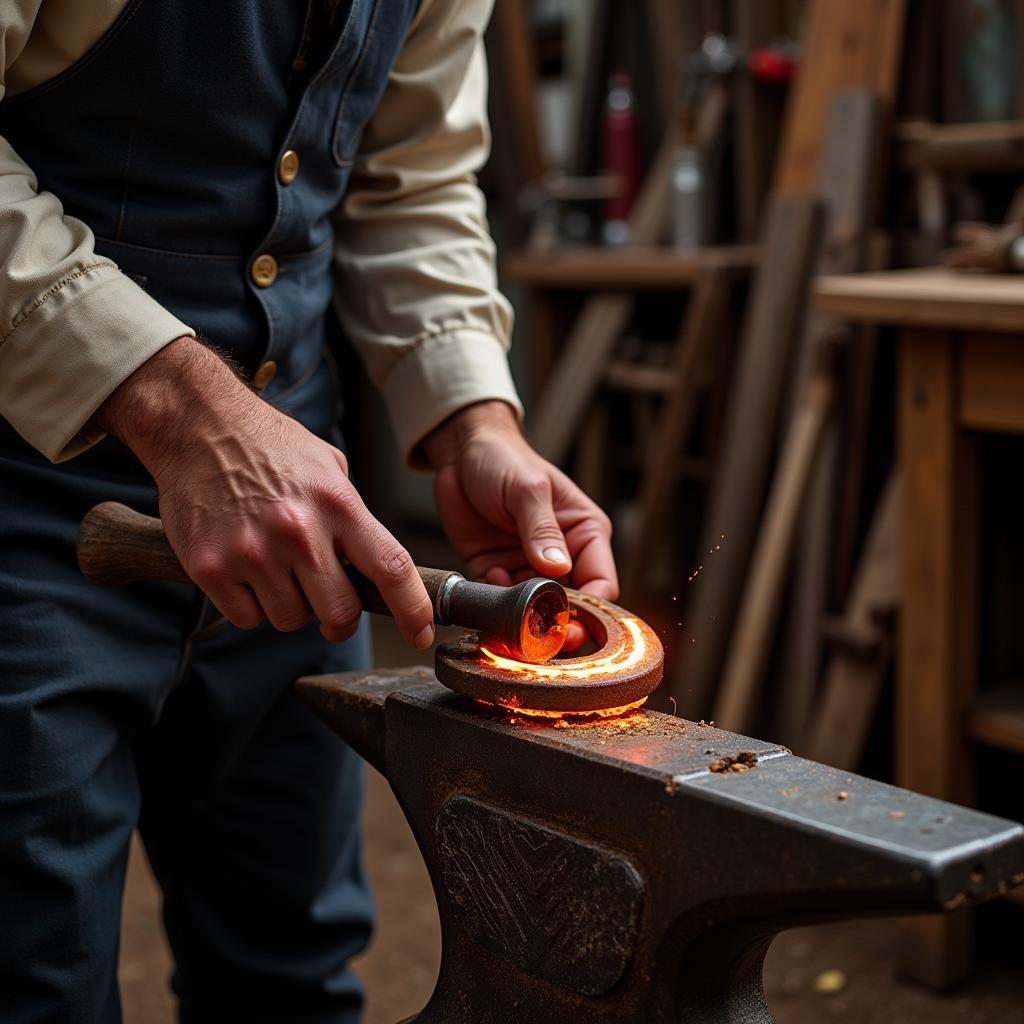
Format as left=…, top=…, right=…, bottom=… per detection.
left=433, top=591, right=664, bottom=712
left=296, top=670, right=1024, bottom=1024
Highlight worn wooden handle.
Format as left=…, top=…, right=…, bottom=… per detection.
left=77, top=501, right=458, bottom=623
left=78, top=501, right=190, bottom=587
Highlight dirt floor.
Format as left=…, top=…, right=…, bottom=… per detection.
left=118, top=618, right=1024, bottom=1023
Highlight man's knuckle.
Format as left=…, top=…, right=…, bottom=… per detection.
left=377, top=545, right=414, bottom=585
left=188, top=545, right=229, bottom=586
left=321, top=482, right=361, bottom=519
left=230, top=607, right=264, bottom=631
left=520, top=474, right=551, bottom=500
left=271, top=504, right=316, bottom=548
left=233, top=534, right=267, bottom=570
left=324, top=594, right=361, bottom=629
left=273, top=607, right=312, bottom=632
left=271, top=503, right=304, bottom=534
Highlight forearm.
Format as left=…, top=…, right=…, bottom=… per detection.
left=0, top=138, right=193, bottom=461
left=94, top=336, right=255, bottom=479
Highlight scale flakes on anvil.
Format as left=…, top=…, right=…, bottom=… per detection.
left=435, top=590, right=664, bottom=716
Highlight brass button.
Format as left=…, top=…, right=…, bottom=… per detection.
left=278, top=149, right=299, bottom=185
left=253, top=360, right=278, bottom=390
left=251, top=254, right=278, bottom=288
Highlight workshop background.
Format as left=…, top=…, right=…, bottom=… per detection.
left=119, top=1, right=1024, bottom=1021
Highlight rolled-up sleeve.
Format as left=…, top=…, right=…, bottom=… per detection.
left=332, top=0, right=520, bottom=467
left=0, top=3, right=193, bottom=462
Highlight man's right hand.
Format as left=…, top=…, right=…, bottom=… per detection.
left=96, top=337, right=435, bottom=648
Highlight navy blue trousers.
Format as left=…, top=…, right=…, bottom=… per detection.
left=0, top=446, right=372, bottom=1023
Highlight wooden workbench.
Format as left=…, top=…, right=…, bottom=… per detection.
left=814, top=266, right=1024, bottom=988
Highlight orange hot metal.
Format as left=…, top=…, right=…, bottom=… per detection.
left=434, top=592, right=664, bottom=714
left=493, top=698, right=649, bottom=719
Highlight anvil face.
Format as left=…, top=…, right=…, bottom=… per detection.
left=298, top=668, right=1024, bottom=1024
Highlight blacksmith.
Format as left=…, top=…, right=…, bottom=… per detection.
left=0, top=2, right=616, bottom=1020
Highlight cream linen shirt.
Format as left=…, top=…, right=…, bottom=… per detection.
left=0, top=0, right=519, bottom=464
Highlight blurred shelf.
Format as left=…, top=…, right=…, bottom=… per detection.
left=896, top=119, right=1024, bottom=173
left=966, top=683, right=1024, bottom=756
left=502, top=244, right=760, bottom=290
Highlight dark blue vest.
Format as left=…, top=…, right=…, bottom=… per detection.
left=0, top=0, right=420, bottom=459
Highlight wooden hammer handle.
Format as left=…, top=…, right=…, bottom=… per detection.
left=77, top=501, right=458, bottom=623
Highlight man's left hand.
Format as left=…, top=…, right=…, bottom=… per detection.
left=423, top=402, right=617, bottom=600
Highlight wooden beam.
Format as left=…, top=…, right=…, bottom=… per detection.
left=713, top=342, right=838, bottom=733
left=732, top=0, right=787, bottom=240
left=803, top=474, right=901, bottom=769
left=775, top=89, right=882, bottom=747
left=670, top=196, right=823, bottom=716
left=897, top=327, right=979, bottom=987
left=967, top=683, right=1024, bottom=756
left=895, top=119, right=1024, bottom=172
left=484, top=0, right=544, bottom=247
left=774, top=0, right=907, bottom=195
left=959, top=332, right=1024, bottom=434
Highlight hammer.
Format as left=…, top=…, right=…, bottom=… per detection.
left=76, top=501, right=570, bottom=663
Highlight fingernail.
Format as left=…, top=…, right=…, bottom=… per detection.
left=543, top=547, right=571, bottom=566
left=414, top=624, right=435, bottom=650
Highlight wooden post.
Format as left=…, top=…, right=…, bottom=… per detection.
left=712, top=338, right=838, bottom=733
left=897, top=327, right=979, bottom=987
left=774, top=0, right=907, bottom=196
left=670, top=196, right=822, bottom=717
left=803, top=473, right=901, bottom=768
left=774, top=89, right=881, bottom=747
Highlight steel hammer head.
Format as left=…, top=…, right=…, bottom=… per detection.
left=444, top=576, right=570, bottom=664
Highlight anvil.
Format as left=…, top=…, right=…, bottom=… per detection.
left=297, top=668, right=1024, bottom=1024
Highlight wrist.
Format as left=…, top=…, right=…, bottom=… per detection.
left=96, top=336, right=254, bottom=478
left=421, top=400, right=521, bottom=469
